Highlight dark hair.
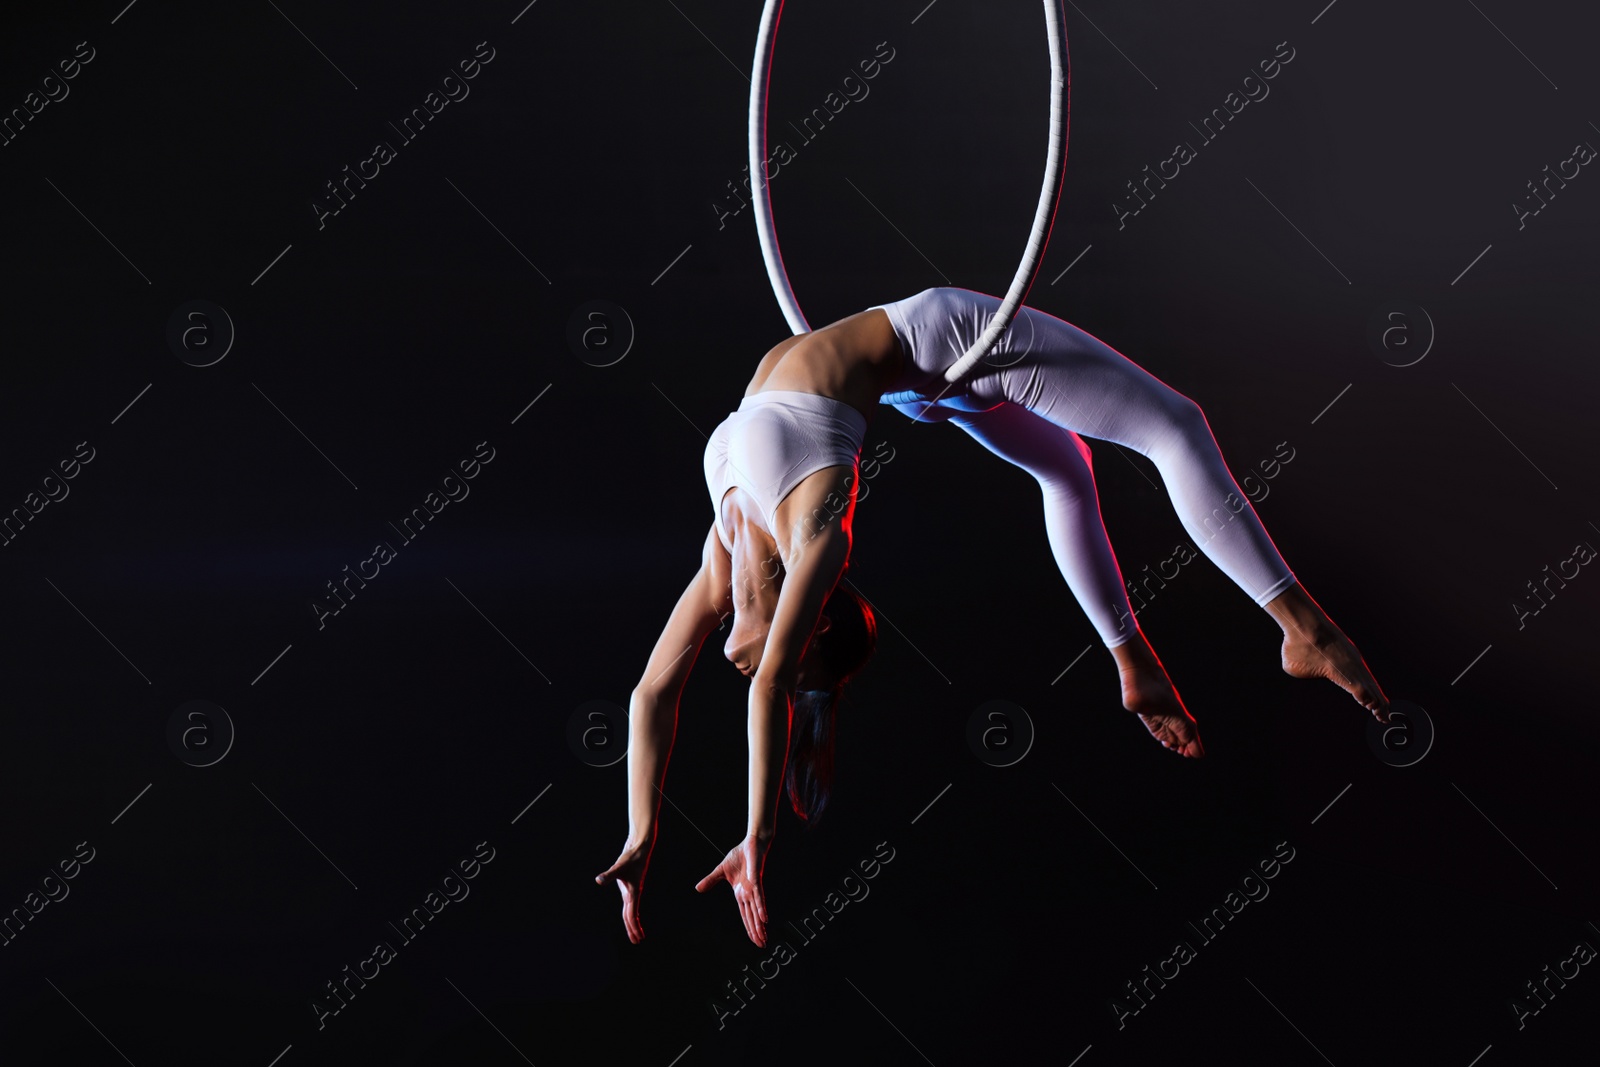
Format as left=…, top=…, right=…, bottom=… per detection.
left=785, top=583, right=877, bottom=826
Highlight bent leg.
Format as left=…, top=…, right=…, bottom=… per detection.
left=944, top=401, right=1204, bottom=755
left=942, top=402, right=1137, bottom=647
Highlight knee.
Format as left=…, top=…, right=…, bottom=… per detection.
left=1164, top=394, right=1211, bottom=440
left=1137, top=393, right=1212, bottom=466
left=1035, top=452, right=1097, bottom=503
left=1037, top=471, right=1096, bottom=510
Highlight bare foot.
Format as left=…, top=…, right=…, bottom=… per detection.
left=1279, top=622, right=1390, bottom=721
left=1112, top=635, right=1205, bottom=758
left=1266, top=584, right=1391, bottom=722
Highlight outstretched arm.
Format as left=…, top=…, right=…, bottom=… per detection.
left=747, top=520, right=850, bottom=839
left=696, top=512, right=851, bottom=947
left=596, top=523, right=731, bottom=942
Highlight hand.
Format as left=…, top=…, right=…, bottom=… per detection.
left=695, top=835, right=770, bottom=947
left=595, top=840, right=651, bottom=944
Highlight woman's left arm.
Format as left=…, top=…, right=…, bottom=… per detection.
left=695, top=519, right=851, bottom=946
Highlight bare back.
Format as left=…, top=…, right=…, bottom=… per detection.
left=744, top=309, right=903, bottom=422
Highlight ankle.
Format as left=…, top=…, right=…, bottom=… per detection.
left=1109, top=632, right=1157, bottom=674
left=1264, top=583, right=1326, bottom=633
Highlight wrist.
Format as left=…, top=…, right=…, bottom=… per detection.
left=748, top=826, right=775, bottom=846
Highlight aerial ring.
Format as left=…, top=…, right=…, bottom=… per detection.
left=748, top=0, right=1070, bottom=386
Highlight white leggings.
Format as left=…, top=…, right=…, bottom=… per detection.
left=872, top=288, right=1295, bottom=647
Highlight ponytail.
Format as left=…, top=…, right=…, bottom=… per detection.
left=786, top=687, right=841, bottom=824
left=782, top=584, right=876, bottom=826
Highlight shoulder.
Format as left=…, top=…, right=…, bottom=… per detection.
left=745, top=334, right=807, bottom=395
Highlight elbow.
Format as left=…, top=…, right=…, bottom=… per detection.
left=630, top=684, right=665, bottom=714
left=750, top=667, right=798, bottom=699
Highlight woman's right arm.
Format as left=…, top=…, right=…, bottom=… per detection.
left=596, top=523, right=732, bottom=941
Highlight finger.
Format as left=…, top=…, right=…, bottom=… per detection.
left=619, top=882, right=635, bottom=935
left=622, top=889, right=642, bottom=943
left=749, top=878, right=767, bottom=924
left=742, top=888, right=765, bottom=947
left=695, top=866, right=727, bottom=893
left=738, top=894, right=758, bottom=945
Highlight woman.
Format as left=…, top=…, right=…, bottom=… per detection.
left=596, top=287, right=1390, bottom=947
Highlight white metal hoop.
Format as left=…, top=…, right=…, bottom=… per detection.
left=748, top=0, right=1071, bottom=385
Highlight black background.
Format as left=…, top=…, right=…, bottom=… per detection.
left=1, top=1, right=1596, bottom=1064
